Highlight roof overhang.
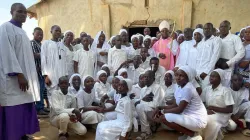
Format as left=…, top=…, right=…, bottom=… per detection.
left=27, top=0, right=47, bottom=19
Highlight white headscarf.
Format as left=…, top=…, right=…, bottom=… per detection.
left=136, top=33, right=144, bottom=38
left=101, top=64, right=109, bottom=69
left=143, top=35, right=151, bottom=42
left=179, top=66, right=196, bottom=82
left=193, top=28, right=204, bottom=38
left=165, top=70, right=175, bottom=80
left=69, top=73, right=82, bottom=87
left=159, top=20, right=170, bottom=31
left=96, top=70, right=107, bottom=81
left=177, top=34, right=184, bottom=40
left=118, top=68, right=128, bottom=76
left=131, top=34, right=139, bottom=41
left=82, top=75, right=93, bottom=88
left=123, top=79, right=133, bottom=92
left=119, top=29, right=127, bottom=35
left=91, top=30, right=111, bottom=52
left=108, top=35, right=116, bottom=45
left=213, top=69, right=225, bottom=83
left=151, top=37, right=158, bottom=41
left=62, top=30, right=74, bottom=44
left=115, top=76, right=124, bottom=81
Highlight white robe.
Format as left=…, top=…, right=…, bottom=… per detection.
left=0, top=22, right=39, bottom=106
left=108, top=47, right=127, bottom=74
left=73, top=48, right=96, bottom=77
left=41, top=40, right=68, bottom=91
left=96, top=96, right=134, bottom=140
left=175, top=40, right=195, bottom=67
left=65, top=46, right=75, bottom=77
left=94, top=81, right=111, bottom=104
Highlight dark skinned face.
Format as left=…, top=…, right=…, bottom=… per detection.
left=120, top=72, right=128, bottom=79
left=150, top=60, right=159, bottom=72
left=84, top=77, right=95, bottom=90
left=164, top=73, right=173, bottom=85
left=65, top=32, right=74, bottom=44
left=98, top=33, right=105, bottom=44
left=184, top=28, right=193, bottom=40
left=194, top=32, right=202, bottom=43
left=161, top=28, right=169, bottom=39
left=240, top=29, right=246, bottom=40
left=244, top=28, right=250, bottom=41
left=11, top=4, right=27, bottom=23
left=203, top=24, right=213, bottom=37
left=72, top=76, right=81, bottom=90
left=177, top=36, right=184, bottom=44
left=175, top=70, right=188, bottom=87
left=121, top=32, right=127, bottom=43
left=59, top=79, right=69, bottom=95
left=143, top=38, right=151, bottom=48
left=33, top=30, right=43, bottom=42
left=231, top=75, right=243, bottom=91
left=115, top=36, right=122, bottom=48
left=117, top=80, right=129, bottom=95
left=51, top=26, right=61, bottom=40
left=133, top=55, right=142, bottom=67
left=81, top=37, right=89, bottom=48
left=132, top=38, right=139, bottom=49
left=219, top=22, right=230, bottom=36
left=144, top=28, right=151, bottom=35
left=144, top=71, right=155, bottom=87
left=80, top=32, right=87, bottom=40
left=209, top=71, right=221, bottom=86
left=140, top=48, right=148, bottom=59
left=99, top=73, right=107, bottom=84
left=112, top=78, right=120, bottom=90
left=139, top=75, right=145, bottom=87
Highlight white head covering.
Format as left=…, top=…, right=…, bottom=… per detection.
left=193, top=28, right=204, bottom=38
left=151, top=37, right=158, bottom=41
left=240, top=28, right=246, bottom=34
left=118, top=68, right=128, bottom=76
left=96, top=70, right=107, bottom=80
left=69, top=73, right=82, bottom=87
left=177, top=34, right=184, bottom=40
left=143, top=35, right=151, bottom=42
left=178, top=66, right=196, bottom=82
left=82, top=75, right=93, bottom=88
left=115, top=76, right=124, bottom=81
left=136, top=33, right=144, bottom=38
left=123, top=79, right=133, bottom=92
left=159, top=20, right=170, bottom=31
left=165, top=70, right=175, bottom=80
left=131, top=34, right=139, bottom=41
left=62, top=30, right=74, bottom=43
left=91, top=30, right=111, bottom=52
left=213, top=69, right=225, bottom=83
left=119, top=29, right=127, bottom=35
left=108, top=35, right=116, bottom=45
left=101, top=64, right=109, bottom=69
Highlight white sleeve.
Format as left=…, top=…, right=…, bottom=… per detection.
left=224, top=88, right=235, bottom=106
left=51, top=91, right=74, bottom=115
left=0, top=26, right=22, bottom=74
left=108, top=49, right=113, bottom=70
left=94, top=83, right=101, bottom=102
left=226, top=36, right=245, bottom=66
left=121, top=99, right=133, bottom=137
left=73, top=50, right=79, bottom=62
left=170, top=39, right=179, bottom=56
left=179, top=88, right=192, bottom=103
left=76, top=91, right=85, bottom=108
left=205, top=38, right=222, bottom=74
left=41, top=41, right=48, bottom=76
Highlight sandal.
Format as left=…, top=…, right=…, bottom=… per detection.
left=136, top=132, right=152, bottom=140
left=242, top=129, right=250, bottom=137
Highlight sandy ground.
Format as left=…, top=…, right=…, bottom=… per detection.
left=32, top=118, right=249, bottom=140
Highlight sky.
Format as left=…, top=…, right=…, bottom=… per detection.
left=0, top=0, right=38, bottom=39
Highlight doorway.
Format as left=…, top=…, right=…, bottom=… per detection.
left=128, top=27, right=159, bottom=41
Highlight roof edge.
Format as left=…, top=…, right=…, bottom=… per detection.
left=27, top=0, right=47, bottom=19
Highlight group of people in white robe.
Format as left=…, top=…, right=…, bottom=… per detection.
left=39, top=20, right=250, bottom=140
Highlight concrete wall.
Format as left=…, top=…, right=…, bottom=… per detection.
left=33, top=0, right=250, bottom=39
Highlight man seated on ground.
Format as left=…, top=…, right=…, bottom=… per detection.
left=50, top=76, right=86, bottom=140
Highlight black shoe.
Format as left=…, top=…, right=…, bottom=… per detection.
left=43, top=107, right=50, bottom=112
left=37, top=110, right=49, bottom=118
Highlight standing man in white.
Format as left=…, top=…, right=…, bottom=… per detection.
left=0, top=3, right=40, bottom=140
left=218, top=20, right=245, bottom=86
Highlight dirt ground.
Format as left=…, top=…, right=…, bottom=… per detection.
left=32, top=118, right=249, bottom=140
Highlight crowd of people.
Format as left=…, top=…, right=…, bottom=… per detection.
left=1, top=3, right=250, bottom=140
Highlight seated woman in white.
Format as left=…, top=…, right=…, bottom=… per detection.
left=76, top=75, right=104, bottom=125
left=229, top=74, right=250, bottom=136
left=99, top=76, right=124, bottom=121
left=202, top=69, right=235, bottom=140
left=101, top=64, right=113, bottom=84
left=152, top=66, right=207, bottom=140
left=161, top=70, right=176, bottom=106
left=95, top=79, right=135, bottom=140
left=50, top=76, right=86, bottom=139
left=94, top=70, right=111, bottom=104
left=68, top=74, right=83, bottom=97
